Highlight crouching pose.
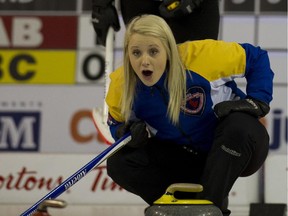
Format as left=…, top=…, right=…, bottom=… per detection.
left=105, top=15, right=274, bottom=216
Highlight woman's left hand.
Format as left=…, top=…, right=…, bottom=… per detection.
left=214, top=98, right=270, bottom=119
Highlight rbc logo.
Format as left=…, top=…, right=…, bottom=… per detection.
left=0, top=112, right=40, bottom=152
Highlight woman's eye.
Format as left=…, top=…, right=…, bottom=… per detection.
left=150, top=48, right=159, bottom=56
left=132, top=50, right=141, bottom=57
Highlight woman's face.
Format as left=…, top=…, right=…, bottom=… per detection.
left=128, top=33, right=168, bottom=86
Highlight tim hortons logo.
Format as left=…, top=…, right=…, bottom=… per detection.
left=0, top=166, right=124, bottom=192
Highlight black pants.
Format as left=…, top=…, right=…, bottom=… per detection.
left=107, top=113, right=269, bottom=213
left=120, top=0, right=220, bottom=43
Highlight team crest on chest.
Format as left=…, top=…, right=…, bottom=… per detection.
left=181, top=87, right=206, bottom=116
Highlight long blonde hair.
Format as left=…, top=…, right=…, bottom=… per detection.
left=122, top=14, right=186, bottom=125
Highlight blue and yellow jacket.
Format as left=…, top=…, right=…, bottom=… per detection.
left=106, top=40, right=274, bottom=151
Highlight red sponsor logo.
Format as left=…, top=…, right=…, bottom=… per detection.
left=0, top=16, right=77, bottom=49
left=0, top=166, right=123, bottom=193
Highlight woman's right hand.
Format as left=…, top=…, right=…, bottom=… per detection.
left=116, top=120, right=150, bottom=148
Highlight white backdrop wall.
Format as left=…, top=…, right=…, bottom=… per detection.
left=0, top=0, right=287, bottom=213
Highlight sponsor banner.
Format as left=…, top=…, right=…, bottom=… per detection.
left=0, top=86, right=108, bottom=153
left=76, top=49, right=106, bottom=84
left=0, top=0, right=77, bottom=12
left=0, top=50, right=76, bottom=84
left=0, top=154, right=264, bottom=206
left=0, top=154, right=145, bottom=205
left=0, top=111, right=41, bottom=152
left=0, top=154, right=259, bottom=205
left=0, top=16, right=77, bottom=49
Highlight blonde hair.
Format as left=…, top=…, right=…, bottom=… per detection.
left=122, top=15, right=186, bottom=125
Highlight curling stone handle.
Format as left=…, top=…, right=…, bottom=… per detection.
left=38, top=199, right=67, bottom=212
left=166, top=183, right=203, bottom=194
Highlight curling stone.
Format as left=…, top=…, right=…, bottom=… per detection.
left=32, top=199, right=67, bottom=216
left=145, top=183, right=223, bottom=216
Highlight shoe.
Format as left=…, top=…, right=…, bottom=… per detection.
left=222, top=209, right=231, bottom=216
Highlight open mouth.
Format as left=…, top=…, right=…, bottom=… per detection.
left=142, top=70, right=153, bottom=77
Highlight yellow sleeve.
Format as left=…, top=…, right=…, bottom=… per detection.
left=105, top=66, right=125, bottom=122
left=178, top=39, right=246, bottom=83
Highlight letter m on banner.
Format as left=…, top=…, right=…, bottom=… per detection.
left=0, top=112, right=40, bottom=152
